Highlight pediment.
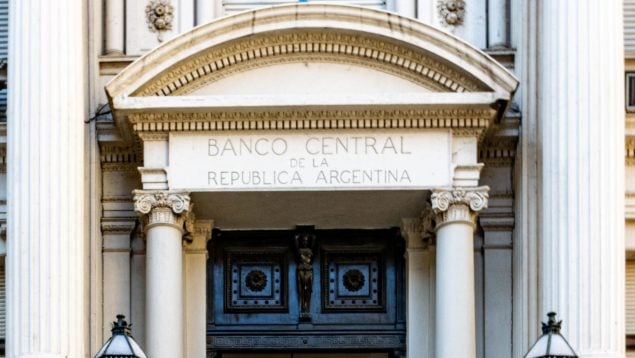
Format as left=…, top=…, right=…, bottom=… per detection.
left=105, top=4, right=518, bottom=141
left=187, top=61, right=435, bottom=96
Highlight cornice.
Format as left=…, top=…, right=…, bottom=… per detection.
left=128, top=107, right=495, bottom=134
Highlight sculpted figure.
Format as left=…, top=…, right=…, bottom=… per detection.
left=295, top=232, right=316, bottom=320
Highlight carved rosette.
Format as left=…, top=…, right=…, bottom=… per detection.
left=133, top=190, right=191, bottom=229
left=438, top=0, right=466, bottom=27
left=430, top=186, right=489, bottom=228
left=145, top=0, right=174, bottom=42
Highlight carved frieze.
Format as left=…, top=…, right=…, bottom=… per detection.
left=431, top=186, right=489, bottom=228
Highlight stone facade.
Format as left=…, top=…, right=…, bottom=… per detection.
left=0, top=0, right=631, bottom=358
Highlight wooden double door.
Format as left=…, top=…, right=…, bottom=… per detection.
left=207, top=228, right=406, bottom=357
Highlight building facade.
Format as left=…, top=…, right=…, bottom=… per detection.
left=0, top=0, right=633, bottom=357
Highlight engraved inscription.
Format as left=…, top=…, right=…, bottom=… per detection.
left=169, top=130, right=452, bottom=190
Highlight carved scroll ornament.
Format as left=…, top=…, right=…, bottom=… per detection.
left=431, top=186, right=489, bottom=227
left=133, top=190, right=191, bottom=228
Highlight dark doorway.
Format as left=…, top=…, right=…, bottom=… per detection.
left=207, top=228, right=406, bottom=357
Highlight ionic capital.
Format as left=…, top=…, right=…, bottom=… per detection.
left=133, top=190, right=191, bottom=230
left=430, top=186, right=489, bottom=229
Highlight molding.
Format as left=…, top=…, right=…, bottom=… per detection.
left=101, top=220, right=137, bottom=235
left=627, top=192, right=635, bottom=220
left=431, top=186, right=489, bottom=229
left=628, top=138, right=635, bottom=165
left=130, top=107, right=495, bottom=133
left=137, top=131, right=169, bottom=141
left=207, top=332, right=405, bottom=350
left=100, top=142, right=141, bottom=172
left=135, top=31, right=480, bottom=97
left=453, top=163, right=484, bottom=187
left=138, top=167, right=168, bottom=189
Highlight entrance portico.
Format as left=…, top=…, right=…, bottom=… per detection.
left=107, top=5, right=517, bottom=357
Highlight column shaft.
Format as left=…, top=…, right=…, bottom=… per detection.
left=196, top=0, right=216, bottom=25
left=7, top=0, right=87, bottom=356
left=145, top=221, right=184, bottom=358
left=105, top=0, right=125, bottom=55
left=537, top=1, right=624, bottom=356
left=435, top=218, right=476, bottom=358
left=487, top=0, right=508, bottom=48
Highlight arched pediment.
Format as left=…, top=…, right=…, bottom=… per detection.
left=106, top=4, right=517, bottom=103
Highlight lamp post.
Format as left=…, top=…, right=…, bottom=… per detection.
left=95, top=315, right=147, bottom=358
left=525, top=312, right=579, bottom=358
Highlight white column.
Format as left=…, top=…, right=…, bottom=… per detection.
left=536, top=1, right=624, bottom=357
left=196, top=0, right=216, bottom=25
left=134, top=191, right=191, bottom=358
left=101, top=221, right=135, bottom=340
left=401, top=215, right=436, bottom=358
left=105, top=0, right=125, bottom=55
left=185, top=220, right=212, bottom=358
left=394, top=0, right=415, bottom=19
left=431, top=187, right=488, bottom=358
left=487, top=0, right=508, bottom=48
left=7, top=0, right=87, bottom=356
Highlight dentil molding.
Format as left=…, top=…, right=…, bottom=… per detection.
left=431, top=186, right=489, bottom=228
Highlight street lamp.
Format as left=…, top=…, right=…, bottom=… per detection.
left=525, top=312, right=578, bottom=358
left=95, top=315, right=147, bottom=358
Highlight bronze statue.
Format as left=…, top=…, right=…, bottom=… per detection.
left=295, top=232, right=315, bottom=321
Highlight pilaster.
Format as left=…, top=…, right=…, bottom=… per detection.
left=401, top=206, right=436, bottom=358
left=185, top=220, right=213, bottom=358
left=101, top=220, right=136, bottom=341
left=7, top=0, right=88, bottom=356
